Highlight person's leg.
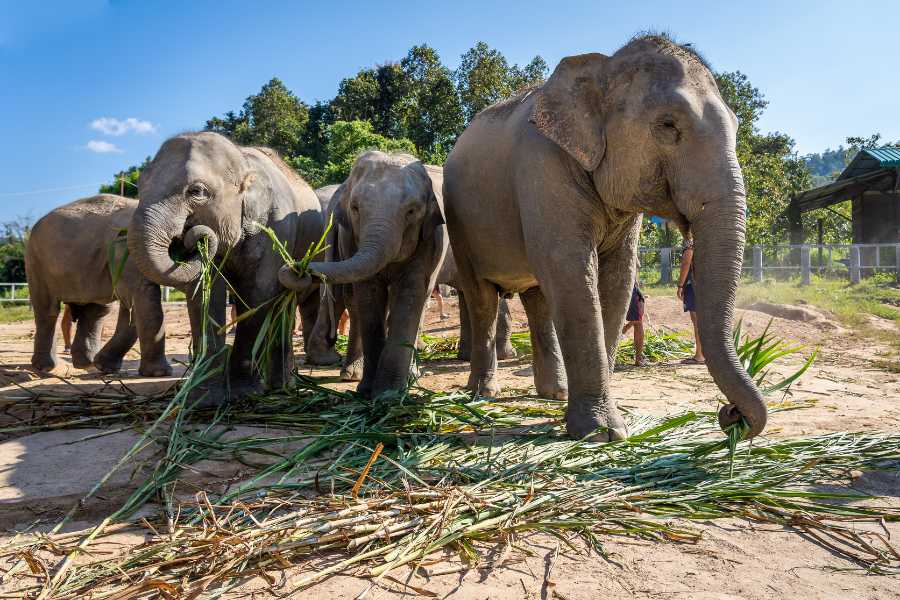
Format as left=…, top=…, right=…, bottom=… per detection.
left=689, top=311, right=705, bottom=362
left=338, top=310, right=349, bottom=336
left=633, top=320, right=646, bottom=366
left=436, top=291, right=448, bottom=319
left=621, top=321, right=633, bottom=335
left=61, top=304, right=72, bottom=352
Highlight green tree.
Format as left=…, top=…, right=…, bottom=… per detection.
left=0, top=217, right=30, bottom=282
left=399, top=44, right=464, bottom=160
left=332, top=64, right=409, bottom=139
left=454, top=42, right=548, bottom=121
left=206, top=78, right=309, bottom=157
left=99, top=157, right=150, bottom=199
left=288, top=120, right=417, bottom=187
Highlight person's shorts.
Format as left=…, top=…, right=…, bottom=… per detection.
left=626, top=287, right=645, bottom=322
left=682, top=282, right=696, bottom=313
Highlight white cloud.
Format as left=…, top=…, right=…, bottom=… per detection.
left=90, top=117, right=157, bottom=136
left=86, top=140, right=123, bottom=154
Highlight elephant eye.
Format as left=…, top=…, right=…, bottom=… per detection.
left=654, top=116, right=681, bottom=144
left=186, top=183, right=210, bottom=202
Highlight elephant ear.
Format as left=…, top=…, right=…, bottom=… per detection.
left=529, top=53, right=608, bottom=172
left=417, top=165, right=445, bottom=242
left=329, top=182, right=352, bottom=232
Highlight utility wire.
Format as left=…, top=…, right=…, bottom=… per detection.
left=0, top=182, right=106, bottom=197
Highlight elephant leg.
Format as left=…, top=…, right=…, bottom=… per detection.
left=305, top=287, right=342, bottom=366
left=519, top=287, right=567, bottom=400
left=71, top=303, right=112, bottom=369
left=455, top=254, right=500, bottom=397
left=353, top=281, right=388, bottom=397
left=186, top=275, right=226, bottom=361
left=30, top=285, right=60, bottom=372
left=525, top=232, right=626, bottom=442
left=373, top=268, right=431, bottom=397
left=597, top=216, right=641, bottom=372
left=496, top=298, right=517, bottom=360
left=340, top=307, right=364, bottom=382
left=93, top=302, right=137, bottom=374
left=133, top=282, right=171, bottom=377
left=457, top=291, right=472, bottom=361
left=185, top=277, right=228, bottom=405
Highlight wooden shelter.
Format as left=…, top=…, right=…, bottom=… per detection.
left=788, top=146, right=900, bottom=245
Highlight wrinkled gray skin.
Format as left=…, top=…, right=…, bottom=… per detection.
left=434, top=249, right=516, bottom=362
left=303, top=195, right=517, bottom=378
left=279, top=151, right=446, bottom=398
left=443, top=37, right=766, bottom=441
left=25, top=195, right=171, bottom=377
left=129, top=132, right=324, bottom=400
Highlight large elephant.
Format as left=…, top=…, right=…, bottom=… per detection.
left=443, top=35, right=766, bottom=441
left=279, top=151, right=446, bottom=397
left=25, top=194, right=171, bottom=377
left=128, top=132, right=325, bottom=399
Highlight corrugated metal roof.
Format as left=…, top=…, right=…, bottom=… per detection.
left=839, top=146, right=900, bottom=180
left=866, top=146, right=900, bottom=166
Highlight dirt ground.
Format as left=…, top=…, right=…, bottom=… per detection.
left=0, top=293, right=899, bottom=599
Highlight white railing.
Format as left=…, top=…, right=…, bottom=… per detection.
left=639, top=243, right=900, bottom=284
left=0, top=284, right=184, bottom=304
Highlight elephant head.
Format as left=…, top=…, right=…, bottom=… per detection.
left=279, top=151, right=442, bottom=290
left=129, top=132, right=256, bottom=289
left=530, top=35, right=766, bottom=439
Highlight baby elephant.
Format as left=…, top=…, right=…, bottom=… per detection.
left=25, top=195, right=171, bottom=376
left=280, top=152, right=446, bottom=398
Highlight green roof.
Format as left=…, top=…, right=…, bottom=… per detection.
left=839, top=146, right=900, bottom=180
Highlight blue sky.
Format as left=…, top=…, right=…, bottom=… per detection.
left=2, top=0, right=898, bottom=223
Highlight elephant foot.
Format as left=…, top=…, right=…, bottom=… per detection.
left=71, top=351, right=95, bottom=370
left=31, top=353, right=57, bottom=373
left=536, top=385, right=568, bottom=401
left=139, top=359, right=173, bottom=378
left=341, top=357, right=363, bottom=382
left=93, top=352, right=124, bottom=375
left=466, top=373, right=501, bottom=397
left=565, top=397, right=627, bottom=442
left=305, top=347, right=342, bottom=366
left=496, top=343, right=517, bottom=361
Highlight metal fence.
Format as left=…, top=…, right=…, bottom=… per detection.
left=2, top=243, right=899, bottom=303
left=639, top=243, right=900, bottom=285
left=0, top=284, right=183, bottom=304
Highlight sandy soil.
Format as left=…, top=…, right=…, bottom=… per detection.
left=0, top=294, right=898, bottom=599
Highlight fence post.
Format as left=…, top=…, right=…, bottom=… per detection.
left=659, top=247, right=672, bottom=284
left=849, top=245, right=861, bottom=284
left=800, top=245, right=811, bottom=285
left=752, top=246, right=763, bottom=282
left=163, top=287, right=170, bottom=302
left=896, top=245, right=900, bottom=285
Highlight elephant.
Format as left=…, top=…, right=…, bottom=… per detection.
left=301, top=181, right=518, bottom=383
left=442, top=34, right=767, bottom=442
left=279, top=151, right=446, bottom=398
left=25, top=194, right=171, bottom=377
left=128, top=131, right=325, bottom=400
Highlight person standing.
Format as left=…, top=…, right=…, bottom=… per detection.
left=677, top=233, right=705, bottom=364
left=621, top=282, right=647, bottom=366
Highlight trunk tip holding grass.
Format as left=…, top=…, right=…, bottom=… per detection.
left=278, top=265, right=316, bottom=293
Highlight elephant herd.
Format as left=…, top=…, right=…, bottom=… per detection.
left=24, top=36, right=767, bottom=441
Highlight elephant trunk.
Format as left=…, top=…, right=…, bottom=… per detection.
left=128, top=200, right=219, bottom=290
left=282, top=216, right=399, bottom=289
left=692, top=199, right=767, bottom=440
